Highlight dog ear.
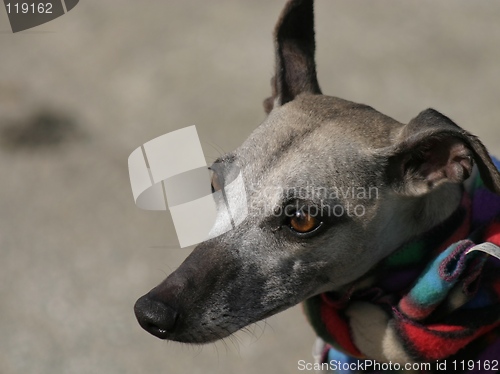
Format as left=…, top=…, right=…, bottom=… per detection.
left=263, top=0, right=321, bottom=114
left=387, top=108, right=500, bottom=196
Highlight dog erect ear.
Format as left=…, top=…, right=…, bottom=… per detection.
left=263, top=0, right=321, bottom=114
left=387, top=108, right=500, bottom=196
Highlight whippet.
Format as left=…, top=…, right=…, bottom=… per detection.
left=134, top=0, right=500, bottom=369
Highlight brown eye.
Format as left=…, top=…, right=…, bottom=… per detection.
left=290, top=209, right=319, bottom=233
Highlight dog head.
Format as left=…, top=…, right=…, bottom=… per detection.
left=134, top=0, right=500, bottom=343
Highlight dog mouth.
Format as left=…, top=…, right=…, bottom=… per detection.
left=134, top=290, right=293, bottom=343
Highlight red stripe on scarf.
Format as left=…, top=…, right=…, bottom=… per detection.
left=485, top=222, right=500, bottom=246
left=320, top=294, right=362, bottom=358
left=399, top=320, right=500, bottom=360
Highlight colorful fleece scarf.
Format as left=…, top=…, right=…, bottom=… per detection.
left=303, top=157, right=500, bottom=373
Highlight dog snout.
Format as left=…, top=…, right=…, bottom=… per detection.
left=134, top=293, right=179, bottom=339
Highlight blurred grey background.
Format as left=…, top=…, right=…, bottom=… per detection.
left=0, top=1, right=499, bottom=373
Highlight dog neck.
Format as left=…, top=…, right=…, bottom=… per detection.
left=303, top=159, right=500, bottom=363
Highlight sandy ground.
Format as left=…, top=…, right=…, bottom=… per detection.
left=0, top=1, right=499, bottom=374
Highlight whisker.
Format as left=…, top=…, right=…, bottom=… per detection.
left=201, top=140, right=226, bottom=162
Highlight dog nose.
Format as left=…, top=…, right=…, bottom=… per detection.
left=134, top=293, right=179, bottom=339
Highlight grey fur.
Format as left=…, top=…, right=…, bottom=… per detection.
left=134, top=0, right=500, bottom=346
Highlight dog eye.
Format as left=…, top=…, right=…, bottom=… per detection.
left=289, top=209, right=321, bottom=234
